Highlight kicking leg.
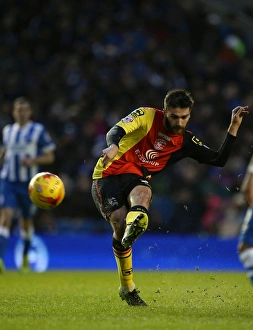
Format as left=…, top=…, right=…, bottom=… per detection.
left=122, top=185, right=151, bottom=248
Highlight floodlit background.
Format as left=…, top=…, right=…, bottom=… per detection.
left=1, top=0, right=253, bottom=270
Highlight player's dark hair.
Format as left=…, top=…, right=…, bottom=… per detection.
left=164, top=89, right=194, bottom=110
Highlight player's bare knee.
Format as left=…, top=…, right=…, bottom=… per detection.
left=129, top=185, right=152, bottom=207
left=239, top=242, right=252, bottom=253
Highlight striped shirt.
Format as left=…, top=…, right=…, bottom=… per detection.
left=1, top=120, right=56, bottom=182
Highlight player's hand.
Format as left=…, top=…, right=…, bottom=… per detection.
left=228, top=106, right=249, bottom=136
left=231, top=106, right=249, bottom=126
left=101, top=144, right=119, bottom=167
left=20, top=157, right=35, bottom=166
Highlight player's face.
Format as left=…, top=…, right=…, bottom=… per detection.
left=12, top=102, right=32, bottom=126
left=163, top=107, right=191, bottom=135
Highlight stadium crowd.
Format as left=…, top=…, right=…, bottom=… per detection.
left=1, top=0, right=253, bottom=236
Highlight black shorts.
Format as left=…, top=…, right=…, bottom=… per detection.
left=91, top=173, right=152, bottom=221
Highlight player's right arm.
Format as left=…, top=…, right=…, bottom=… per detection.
left=20, top=150, right=55, bottom=167
left=101, top=107, right=153, bottom=168
left=0, top=146, right=5, bottom=166
left=101, top=126, right=125, bottom=168
left=0, top=127, right=6, bottom=165
left=241, top=156, right=253, bottom=206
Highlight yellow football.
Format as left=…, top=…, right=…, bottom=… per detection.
left=28, top=172, right=65, bottom=209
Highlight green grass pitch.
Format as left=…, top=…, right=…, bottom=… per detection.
left=0, top=271, right=252, bottom=330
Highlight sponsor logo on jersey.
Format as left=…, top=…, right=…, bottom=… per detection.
left=146, top=149, right=159, bottom=160
left=130, top=108, right=145, bottom=117
left=154, top=139, right=166, bottom=150
left=135, top=149, right=159, bottom=166
left=158, top=132, right=171, bottom=141
left=122, top=108, right=145, bottom=123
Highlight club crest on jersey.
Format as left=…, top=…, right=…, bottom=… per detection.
left=122, top=115, right=134, bottom=123
left=154, top=139, right=166, bottom=150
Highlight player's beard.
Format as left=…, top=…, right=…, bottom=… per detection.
left=163, top=116, right=186, bottom=135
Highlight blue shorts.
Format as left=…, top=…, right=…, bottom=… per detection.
left=239, top=207, right=253, bottom=246
left=0, top=180, right=37, bottom=219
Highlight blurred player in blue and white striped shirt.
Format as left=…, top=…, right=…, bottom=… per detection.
left=0, top=97, right=56, bottom=273
left=238, top=155, right=253, bottom=286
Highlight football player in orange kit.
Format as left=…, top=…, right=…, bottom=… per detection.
left=91, top=88, right=248, bottom=306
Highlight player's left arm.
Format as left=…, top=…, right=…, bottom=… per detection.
left=187, top=131, right=237, bottom=167
left=208, top=105, right=249, bottom=166
left=189, top=105, right=249, bottom=167
left=227, top=105, right=249, bottom=137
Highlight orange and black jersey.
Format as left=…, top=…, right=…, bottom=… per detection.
left=92, top=107, right=236, bottom=180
